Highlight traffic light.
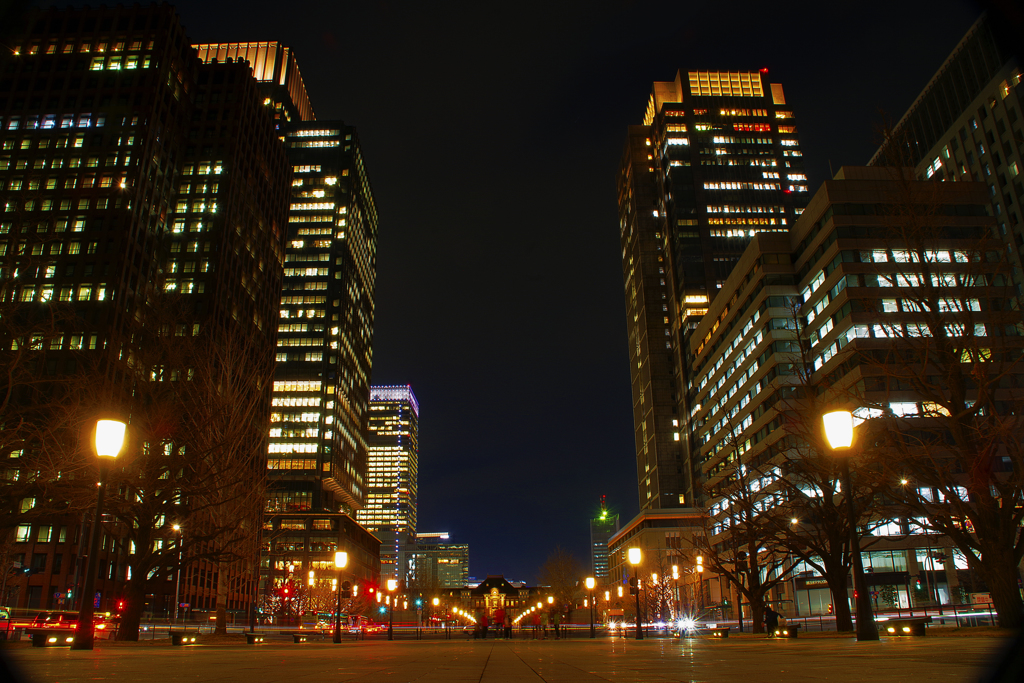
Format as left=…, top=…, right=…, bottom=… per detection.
left=415, top=598, right=423, bottom=608
left=628, top=577, right=638, bottom=596
left=116, top=600, right=125, bottom=612
left=283, top=586, right=291, bottom=598
left=341, top=581, right=352, bottom=599
left=827, top=604, right=833, bottom=614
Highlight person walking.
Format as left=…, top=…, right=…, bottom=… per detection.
left=552, top=610, right=561, bottom=639
left=494, top=608, right=506, bottom=640
left=531, top=610, right=541, bottom=639
left=764, top=606, right=780, bottom=635
left=504, top=612, right=513, bottom=639
left=540, top=610, right=549, bottom=639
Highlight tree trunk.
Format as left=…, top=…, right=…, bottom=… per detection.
left=974, top=553, right=1024, bottom=629
left=822, top=557, right=853, bottom=632
left=115, top=580, right=148, bottom=641
left=215, top=558, right=229, bottom=635
left=749, top=596, right=765, bottom=634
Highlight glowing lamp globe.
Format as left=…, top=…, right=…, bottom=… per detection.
left=823, top=410, right=854, bottom=450
left=585, top=577, right=595, bottom=590
left=627, top=547, right=641, bottom=566
left=95, top=419, right=126, bottom=458
left=334, top=551, right=348, bottom=569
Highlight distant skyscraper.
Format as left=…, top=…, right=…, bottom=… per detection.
left=402, top=532, right=470, bottom=589
left=589, top=497, right=620, bottom=580
left=357, top=385, right=419, bottom=580
left=617, top=70, right=808, bottom=510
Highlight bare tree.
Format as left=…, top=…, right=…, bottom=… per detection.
left=537, top=546, right=584, bottom=615
left=699, top=430, right=798, bottom=633
left=847, top=163, right=1024, bottom=628
left=103, top=298, right=269, bottom=640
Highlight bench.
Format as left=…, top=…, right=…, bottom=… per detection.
left=709, top=627, right=730, bottom=638
left=28, top=629, right=76, bottom=647
left=772, top=623, right=801, bottom=638
left=245, top=632, right=267, bottom=644
left=169, top=631, right=198, bottom=646
left=882, top=616, right=932, bottom=636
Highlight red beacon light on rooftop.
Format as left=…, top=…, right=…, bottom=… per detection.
left=759, top=68, right=769, bottom=73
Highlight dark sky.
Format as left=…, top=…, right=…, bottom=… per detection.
left=164, top=0, right=980, bottom=583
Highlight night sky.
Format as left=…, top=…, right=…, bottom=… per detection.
left=153, top=0, right=980, bottom=582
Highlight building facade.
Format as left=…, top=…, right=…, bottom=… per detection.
left=356, top=384, right=420, bottom=581
left=402, top=532, right=469, bottom=589
left=0, top=3, right=290, bottom=618
left=869, top=14, right=1024, bottom=295
left=617, top=70, right=809, bottom=511
left=689, top=166, right=1006, bottom=613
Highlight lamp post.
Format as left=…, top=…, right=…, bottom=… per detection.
left=823, top=409, right=879, bottom=642
left=386, top=578, right=397, bottom=640
left=333, top=551, right=348, bottom=643
left=72, top=419, right=126, bottom=650
left=585, top=577, right=596, bottom=638
left=172, top=524, right=183, bottom=624
left=628, top=547, right=643, bottom=640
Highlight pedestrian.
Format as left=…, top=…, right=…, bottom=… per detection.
left=494, top=608, right=506, bottom=640
left=552, top=610, right=561, bottom=639
left=481, top=610, right=489, bottom=640
left=504, top=612, right=513, bottom=639
left=540, top=610, right=549, bottom=639
left=764, top=606, right=780, bottom=635
left=531, top=610, right=541, bottom=639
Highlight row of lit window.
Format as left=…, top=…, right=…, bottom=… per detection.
left=14, top=39, right=153, bottom=56
left=88, top=55, right=152, bottom=71
left=707, top=204, right=785, bottom=215
left=703, top=181, right=780, bottom=191
left=15, top=284, right=107, bottom=303
left=275, top=352, right=324, bottom=362
left=9, top=332, right=99, bottom=351
left=1, top=155, right=130, bottom=171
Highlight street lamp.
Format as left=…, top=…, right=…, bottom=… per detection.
left=628, top=547, right=643, bottom=640
left=386, top=578, right=398, bottom=640
left=172, top=524, right=183, bottom=624
left=72, top=419, right=125, bottom=650
left=585, top=577, right=596, bottom=638
left=333, top=551, right=347, bottom=643
left=823, top=409, right=879, bottom=641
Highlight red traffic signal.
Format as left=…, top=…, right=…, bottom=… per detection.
left=827, top=604, right=833, bottom=614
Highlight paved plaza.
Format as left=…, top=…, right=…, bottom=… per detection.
left=3, top=634, right=1016, bottom=683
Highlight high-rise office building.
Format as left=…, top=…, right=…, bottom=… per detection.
left=190, top=43, right=383, bottom=597
left=869, top=15, right=1024, bottom=291
left=616, top=70, right=808, bottom=510
left=0, top=4, right=290, bottom=614
left=402, top=532, right=470, bottom=589
left=357, top=384, right=419, bottom=581
left=589, top=497, right=620, bottom=580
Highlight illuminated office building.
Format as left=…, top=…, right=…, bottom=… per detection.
left=356, top=385, right=419, bottom=581
left=191, top=42, right=381, bottom=607
left=192, top=42, right=314, bottom=124
left=0, top=4, right=290, bottom=614
left=264, top=123, right=377, bottom=517
left=616, top=70, right=808, bottom=510
left=402, top=532, right=470, bottom=589
left=869, top=15, right=1024, bottom=292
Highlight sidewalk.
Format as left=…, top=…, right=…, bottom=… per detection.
left=5, top=634, right=1013, bottom=683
